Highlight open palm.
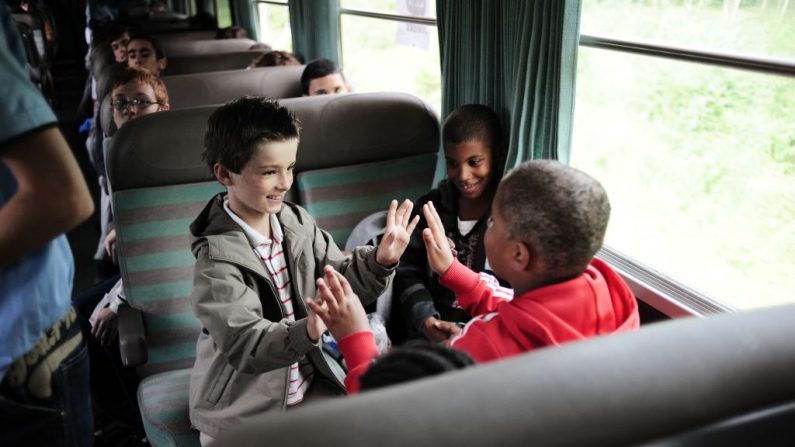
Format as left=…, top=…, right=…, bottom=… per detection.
left=375, top=199, right=420, bottom=267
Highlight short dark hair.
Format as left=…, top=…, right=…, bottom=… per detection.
left=106, top=23, right=130, bottom=43
left=300, top=58, right=343, bottom=94
left=496, top=160, right=611, bottom=282
left=127, top=33, right=165, bottom=60
left=443, top=104, right=506, bottom=183
left=202, top=96, right=300, bottom=174
left=358, top=341, right=474, bottom=391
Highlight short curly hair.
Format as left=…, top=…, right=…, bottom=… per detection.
left=358, top=341, right=474, bottom=391
left=111, top=66, right=169, bottom=105
left=496, top=160, right=611, bottom=282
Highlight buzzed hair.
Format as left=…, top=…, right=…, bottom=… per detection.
left=300, top=58, right=343, bottom=94
left=202, top=96, right=300, bottom=174
left=443, top=104, right=506, bottom=182
left=496, top=160, right=610, bottom=281
left=112, top=66, right=169, bottom=105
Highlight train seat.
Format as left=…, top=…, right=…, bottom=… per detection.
left=160, top=38, right=261, bottom=57
left=106, top=92, right=440, bottom=446
left=99, top=65, right=305, bottom=140
left=162, top=65, right=304, bottom=110
left=164, top=50, right=267, bottom=76
left=217, top=304, right=795, bottom=446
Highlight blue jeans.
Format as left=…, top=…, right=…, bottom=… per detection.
left=0, top=308, right=94, bottom=446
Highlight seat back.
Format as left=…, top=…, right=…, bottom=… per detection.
left=162, top=65, right=304, bottom=110
left=218, top=304, right=795, bottom=446
left=286, top=93, right=439, bottom=245
left=160, top=38, right=260, bottom=57
left=164, top=51, right=266, bottom=76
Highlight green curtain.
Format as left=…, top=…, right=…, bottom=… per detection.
left=288, top=0, right=341, bottom=64
left=230, top=0, right=259, bottom=40
left=436, top=0, right=581, bottom=169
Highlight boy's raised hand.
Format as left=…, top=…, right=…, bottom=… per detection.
left=375, top=199, right=420, bottom=267
left=306, top=265, right=370, bottom=341
left=422, top=201, right=455, bottom=276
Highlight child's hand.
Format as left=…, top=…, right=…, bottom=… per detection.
left=306, top=303, right=327, bottom=343
left=306, top=266, right=370, bottom=340
left=91, top=307, right=118, bottom=347
left=422, top=316, right=462, bottom=343
left=104, top=228, right=117, bottom=256
left=375, top=199, right=420, bottom=267
left=422, top=201, right=455, bottom=276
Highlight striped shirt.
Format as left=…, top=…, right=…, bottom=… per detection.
left=223, top=200, right=314, bottom=406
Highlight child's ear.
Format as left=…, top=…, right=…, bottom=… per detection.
left=512, top=241, right=533, bottom=272
left=158, top=57, right=167, bottom=71
left=213, top=163, right=234, bottom=186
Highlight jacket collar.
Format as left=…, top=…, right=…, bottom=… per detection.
left=193, top=193, right=310, bottom=280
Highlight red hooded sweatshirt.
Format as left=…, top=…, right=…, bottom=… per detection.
left=337, top=257, right=639, bottom=393
left=445, top=257, right=640, bottom=363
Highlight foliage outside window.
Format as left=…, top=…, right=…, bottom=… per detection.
left=340, top=0, right=442, bottom=115
left=256, top=2, right=292, bottom=51
left=571, top=0, right=795, bottom=311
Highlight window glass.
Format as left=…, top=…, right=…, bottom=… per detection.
left=217, top=0, right=232, bottom=28
left=340, top=14, right=441, bottom=115
left=570, top=47, right=795, bottom=310
left=581, top=0, right=795, bottom=60
left=256, top=3, right=292, bottom=51
left=341, top=0, right=436, bottom=18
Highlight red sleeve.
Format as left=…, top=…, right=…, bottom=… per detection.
left=448, top=320, right=502, bottom=363
left=439, top=259, right=514, bottom=316
left=337, top=331, right=379, bottom=395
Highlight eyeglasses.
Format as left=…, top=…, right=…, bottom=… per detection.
left=110, top=99, right=160, bottom=110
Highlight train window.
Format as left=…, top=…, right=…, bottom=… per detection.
left=580, top=0, right=794, bottom=60
left=217, top=0, right=233, bottom=27
left=571, top=1, right=795, bottom=313
left=256, top=1, right=292, bottom=51
left=340, top=1, right=441, bottom=114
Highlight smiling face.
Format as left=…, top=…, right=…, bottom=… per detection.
left=111, top=81, right=166, bottom=128
left=127, top=39, right=165, bottom=75
left=306, top=73, right=349, bottom=96
left=219, top=138, right=298, bottom=230
left=444, top=139, right=495, bottom=201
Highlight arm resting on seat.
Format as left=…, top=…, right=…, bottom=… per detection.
left=118, top=303, right=148, bottom=367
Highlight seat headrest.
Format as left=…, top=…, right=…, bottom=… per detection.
left=107, top=92, right=440, bottom=191
left=163, top=51, right=266, bottom=76
left=162, top=65, right=304, bottom=110
left=160, top=38, right=260, bottom=57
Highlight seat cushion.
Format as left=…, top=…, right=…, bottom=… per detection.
left=297, top=153, right=437, bottom=246
left=138, top=369, right=199, bottom=447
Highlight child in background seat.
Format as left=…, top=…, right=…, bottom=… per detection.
left=308, top=160, right=640, bottom=392
left=394, top=104, right=507, bottom=343
left=188, top=96, right=418, bottom=444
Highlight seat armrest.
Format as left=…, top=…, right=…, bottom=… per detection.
left=118, top=303, right=148, bottom=367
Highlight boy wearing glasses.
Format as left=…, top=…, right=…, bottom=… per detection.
left=110, top=66, right=170, bottom=128
left=73, top=66, right=171, bottom=438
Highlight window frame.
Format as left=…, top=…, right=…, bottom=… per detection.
left=577, top=31, right=795, bottom=318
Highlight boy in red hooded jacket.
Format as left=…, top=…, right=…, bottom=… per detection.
left=309, top=160, right=640, bottom=391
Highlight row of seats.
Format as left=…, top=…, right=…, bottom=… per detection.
left=106, top=92, right=441, bottom=446
left=99, top=64, right=305, bottom=140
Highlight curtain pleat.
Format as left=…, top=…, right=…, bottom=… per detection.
left=437, top=0, right=581, bottom=171
left=288, top=0, right=341, bottom=64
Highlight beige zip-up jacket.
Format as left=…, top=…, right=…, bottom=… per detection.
left=188, top=193, right=392, bottom=437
